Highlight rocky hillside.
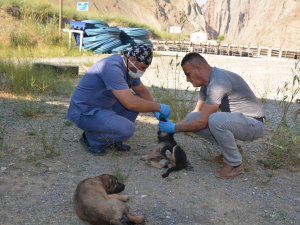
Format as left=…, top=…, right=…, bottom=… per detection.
left=50, top=0, right=206, bottom=33
left=202, top=0, right=300, bottom=49
left=63, top=0, right=300, bottom=49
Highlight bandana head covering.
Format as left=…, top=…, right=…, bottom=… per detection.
left=124, top=44, right=153, bottom=65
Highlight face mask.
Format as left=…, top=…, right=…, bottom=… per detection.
left=128, top=60, right=145, bottom=78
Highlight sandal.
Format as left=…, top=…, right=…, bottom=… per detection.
left=215, top=163, right=244, bottom=179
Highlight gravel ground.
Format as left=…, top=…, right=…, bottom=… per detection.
left=0, top=54, right=299, bottom=225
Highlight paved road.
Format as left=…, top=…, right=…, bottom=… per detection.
left=33, top=53, right=299, bottom=101
left=143, top=53, right=298, bottom=101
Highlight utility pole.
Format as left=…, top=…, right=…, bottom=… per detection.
left=59, top=0, right=63, bottom=37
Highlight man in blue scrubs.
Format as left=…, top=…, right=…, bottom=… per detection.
left=67, top=44, right=170, bottom=155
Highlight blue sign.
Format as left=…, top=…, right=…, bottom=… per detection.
left=77, top=2, right=89, bottom=11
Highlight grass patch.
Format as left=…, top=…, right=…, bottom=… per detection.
left=64, top=120, right=73, bottom=126
left=18, top=101, right=47, bottom=118
left=9, top=28, right=38, bottom=48
left=0, top=123, right=5, bottom=153
left=39, top=126, right=61, bottom=158
left=26, top=124, right=62, bottom=161
left=266, top=122, right=300, bottom=170
left=263, top=61, right=300, bottom=170
left=0, top=59, right=75, bottom=97
left=112, top=167, right=128, bottom=184
left=152, top=86, right=197, bottom=122
left=151, top=55, right=198, bottom=122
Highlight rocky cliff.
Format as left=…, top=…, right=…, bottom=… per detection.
left=63, top=0, right=206, bottom=33
left=202, top=0, right=300, bottom=49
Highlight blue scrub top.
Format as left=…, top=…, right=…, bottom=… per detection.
left=67, top=54, right=141, bottom=125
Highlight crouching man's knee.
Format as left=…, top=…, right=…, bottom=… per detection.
left=207, top=112, right=226, bottom=133
left=118, top=122, right=135, bottom=140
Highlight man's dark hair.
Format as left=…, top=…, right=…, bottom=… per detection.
left=181, top=52, right=207, bottom=67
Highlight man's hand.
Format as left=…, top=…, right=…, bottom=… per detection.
left=159, top=104, right=171, bottom=119
left=153, top=112, right=160, bottom=120
left=159, top=119, right=175, bottom=133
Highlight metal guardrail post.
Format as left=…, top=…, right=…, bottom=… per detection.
left=279, top=49, right=283, bottom=58
left=267, top=48, right=272, bottom=58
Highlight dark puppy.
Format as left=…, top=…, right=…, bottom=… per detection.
left=141, top=131, right=187, bottom=178
left=74, top=174, right=144, bottom=225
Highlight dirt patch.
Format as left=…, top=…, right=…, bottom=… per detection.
left=0, top=91, right=299, bottom=225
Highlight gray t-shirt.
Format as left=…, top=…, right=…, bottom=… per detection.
left=199, top=67, right=265, bottom=118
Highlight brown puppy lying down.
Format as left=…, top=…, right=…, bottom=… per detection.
left=141, top=131, right=187, bottom=178
left=74, top=174, right=144, bottom=225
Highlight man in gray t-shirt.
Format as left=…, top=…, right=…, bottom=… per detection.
left=159, top=52, right=265, bottom=179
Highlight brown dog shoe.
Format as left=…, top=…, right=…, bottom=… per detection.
left=215, top=163, right=244, bottom=179
left=212, top=154, right=224, bottom=163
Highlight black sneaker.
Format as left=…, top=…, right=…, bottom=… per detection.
left=79, top=132, right=106, bottom=156
left=109, top=142, right=131, bottom=152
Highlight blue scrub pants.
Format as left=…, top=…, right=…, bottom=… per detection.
left=77, top=102, right=138, bottom=147
left=184, top=111, right=264, bottom=166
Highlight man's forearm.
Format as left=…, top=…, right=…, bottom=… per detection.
left=128, top=95, right=160, bottom=112
left=175, top=120, right=207, bottom=132
left=138, top=90, right=154, bottom=102
left=132, top=84, right=154, bottom=102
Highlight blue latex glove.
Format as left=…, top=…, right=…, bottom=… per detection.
left=159, top=119, right=175, bottom=133
left=159, top=103, right=171, bottom=119
left=153, top=112, right=160, bottom=120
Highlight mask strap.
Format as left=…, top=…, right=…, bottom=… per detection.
left=126, top=57, right=129, bottom=74
left=125, top=57, right=132, bottom=88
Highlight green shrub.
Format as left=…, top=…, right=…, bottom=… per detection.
left=37, top=17, right=61, bottom=45
left=264, top=60, right=300, bottom=170
left=151, top=55, right=198, bottom=122
left=26, top=125, right=62, bottom=161
left=9, top=30, right=38, bottom=48
left=18, top=101, right=47, bottom=118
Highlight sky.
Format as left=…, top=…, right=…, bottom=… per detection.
left=196, top=0, right=207, bottom=5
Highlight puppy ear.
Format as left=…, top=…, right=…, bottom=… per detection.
left=98, top=174, right=109, bottom=181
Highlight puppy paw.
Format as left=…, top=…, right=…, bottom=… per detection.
left=140, top=156, right=147, bottom=161
left=135, top=215, right=145, bottom=224
left=122, top=195, right=129, bottom=202
left=161, top=172, right=169, bottom=178
left=145, top=160, right=151, bottom=166
left=139, top=216, right=145, bottom=224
